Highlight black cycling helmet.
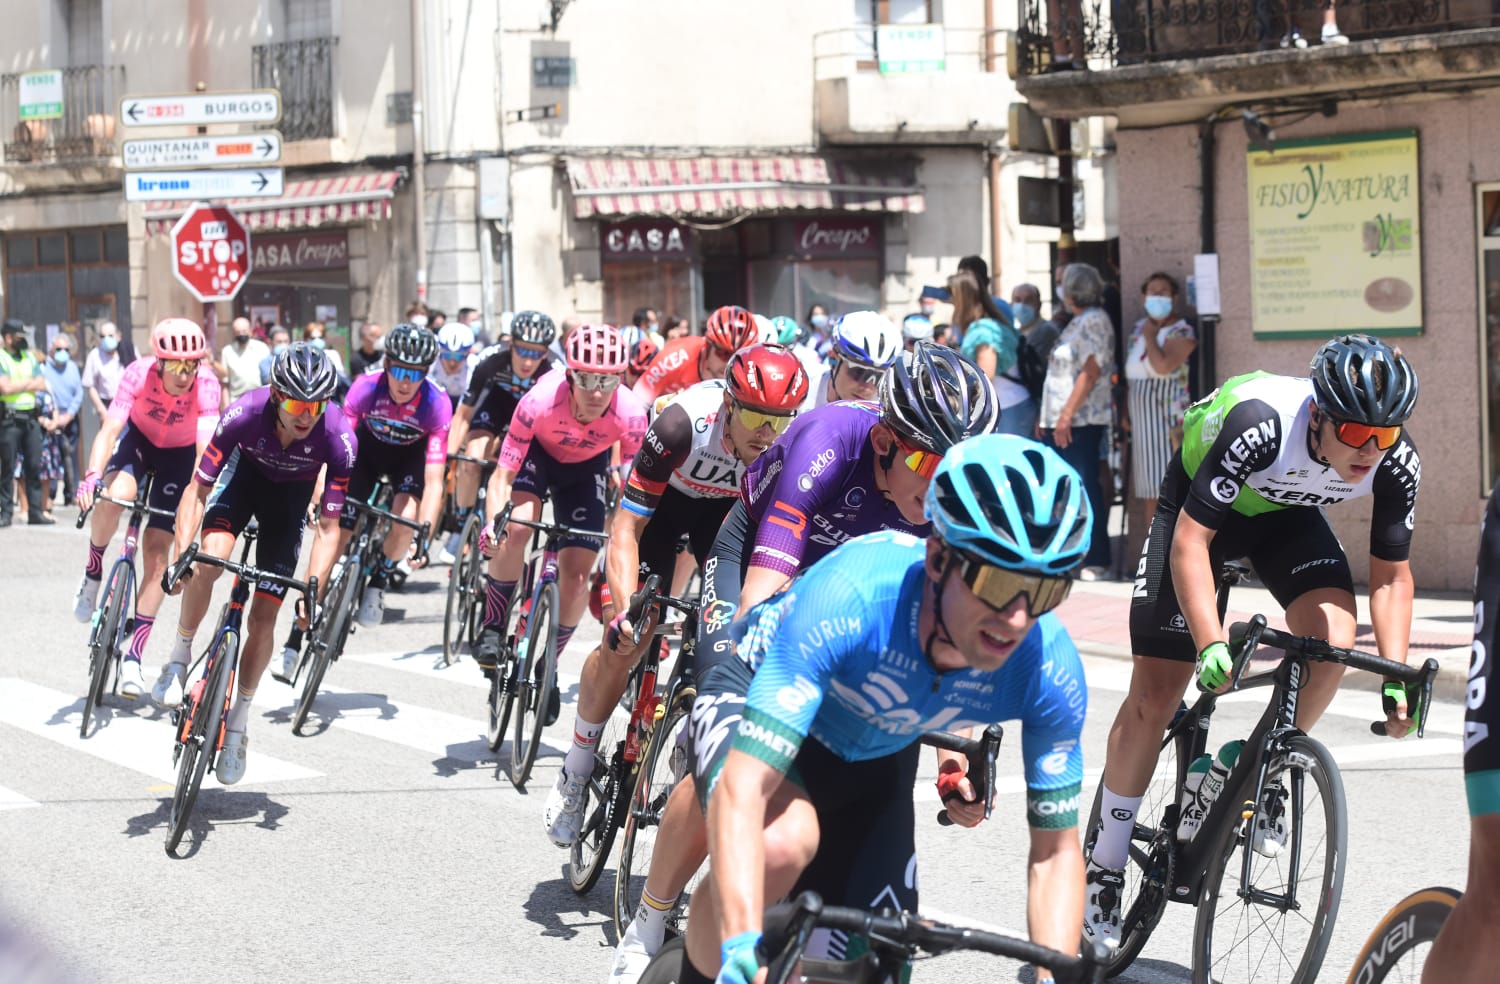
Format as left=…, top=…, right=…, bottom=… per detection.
left=879, top=341, right=1000, bottom=453
left=269, top=342, right=339, bottom=402
left=511, top=310, right=557, bottom=347
left=384, top=322, right=439, bottom=367
left=1309, top=333, right=1418, bottom=426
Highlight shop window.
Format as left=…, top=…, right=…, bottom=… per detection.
left=70, top=229, right=101, bottom=263
left=853, top=0, right=933, bottom=66
left=6, top=237, right=35, bottom=270
left=104, top=227, right=128, bottom=263
left=38, top=234, right=66, bottom=266
left=1481, top=186, right=1500, bottom=493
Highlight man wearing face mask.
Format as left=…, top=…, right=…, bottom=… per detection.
left=41, top=333, right=84, bottom=505
left=0, top=320, right=50, bottom=527
left=996, top=282, right=1057, bottom=438
left=221, top=316, right=270, bottom=402
left=82, top=321, right=125, bottom=418
left=258, top=325, right=293, bottom=384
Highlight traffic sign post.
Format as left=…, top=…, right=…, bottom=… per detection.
left=125, top=168, right=284, bottom=202
left=171, top=204, right=253, bottom=303
left=123, top=133, right=281, bottom=170
left=119, top=90, right=282, bottom=128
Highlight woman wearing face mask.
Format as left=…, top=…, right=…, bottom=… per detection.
left=258, top=326, right=293, bottom=384
left=82, top=322, right=125, bottom=419
left=303, top=322, right=346, bottom=378
left=1123, top=272, right=1196, bottom=528
left=806, top=303, right=832, bottom=359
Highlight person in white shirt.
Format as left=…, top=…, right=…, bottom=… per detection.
left=80, top=321, right=125, bottom=416
left=219, top=317, right=270, bottom=402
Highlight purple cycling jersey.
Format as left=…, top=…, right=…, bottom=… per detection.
left=739, top=400, right=929, bottom=578
left=194, top=387, right=359, bottom=517
left=342, top=370, right=452, bottom=464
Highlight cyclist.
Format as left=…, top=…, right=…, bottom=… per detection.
left=473, top=324, right=648, bottom=722
left=901, top=313, right=935, bottom=350
left=444, top=310, right=557, bottom=559
left=156, top=344, right=354, bottom=783
left=631, top=305, right=758, bottom=406
left=624, top=336, right=659, bottom=392
left=1423, top=480, right=1500, bottom=983
left=543, top=345, right=810, bottom=848
left=71, top=319, right=221, bottom=697
left=607, top=342, right=999, bottom=981
left=803, top=311, right=904, bottom=410
left=1085, top=333, right=1422, bottom=949
left=430, top=321, right=478, bottom=410
left=772, top=314, right=824, bottom=383
left=673, top=434, right=1092, bottom=984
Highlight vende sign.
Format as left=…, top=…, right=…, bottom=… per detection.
left=252, top=231, right=349, bottom=272
left=603, top=220, right=693, bottom=261
left=794, top=218, right=882, bottom=258
left=171, top=203, right=252, bottom=302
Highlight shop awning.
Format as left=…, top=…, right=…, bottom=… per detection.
left=565, top=156, right=924, bottom=219
left=143, top=170, right=402, bottom=236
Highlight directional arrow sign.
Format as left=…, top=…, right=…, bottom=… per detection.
left=124, top=168, right=285, bottom=202
left=119, top=90, right=282, bottom=128
left=122, top=132, right=283, bottom=170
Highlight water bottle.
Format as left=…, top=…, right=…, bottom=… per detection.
left=1175, top=754, right=1212, bottom=842
left=1196, top=739, right=1245, bottom=821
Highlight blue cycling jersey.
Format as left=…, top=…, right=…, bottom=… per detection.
left=729, top=531, right=1088, bottom=828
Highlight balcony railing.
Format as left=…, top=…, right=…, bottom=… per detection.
left=252, top=36, right=338, bottom=141
left=1, top=65, right=125, bottom=164
left=1017, top=0, right=1500, bottom=70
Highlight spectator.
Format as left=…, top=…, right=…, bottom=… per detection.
left=551, top=317, right=580, bottom=366
left=29, top=384, right=65, bottom=522
left=0, top=320, right=49, bottom=527
left=662, top=315, right=690, bottom=341
left=348, top=321, right=384, bottom=377
left=303, top=321, right=346, bottom=378
left=1046, top=0, right=1086, bottom=70
left=457, top=306, right=487, bottom=345
left=807, top=303, right=832, bottom=357
left=258, top=325, right=294, bottom=384
left=220, top=316, right=270, bottom=402
left=632, top=306, right=664, bottom=348
left=952, top=271, right=1022, bottom=430
left=1123, top=272, right=1196, bottom=527
left=1039, top=262, right=1115, bottom=578
left=405, top=300, right=430, bottom=327
left=996, top=282, right=1057, bottom=439
left=40, top=333, right=82, bottom=505
left=80, top=321, right=125, bottom=417
left=429, top=309, right=447, bottom=331
left=900, top=314, right=934, bottom=351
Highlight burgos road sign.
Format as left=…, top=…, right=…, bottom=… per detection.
left=171, top=204, right=252, bottom=303
left=124, top=168, right=284, bottom=202
left=123, top=133, right=282, bottom=170
left=119, top=90, right=282, bottom=128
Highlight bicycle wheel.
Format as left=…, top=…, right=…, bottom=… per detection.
left=569, top=705, right=633, bottom=895
left=1192, top=734, right=1347, bottom=984
left=615, top=691, right=698, bottom=939
left=292, top=558, right=357, bottom=736
left=1084, top=722, right=1186, bottom=976
left=166, top=631, right=234, bottom=855
left=510, top=580, right=559, bottom=789
left=635, top=936, right=686, bottom=984
left=485, top=569, right=532, bottom=753
left=1342, top=886, right=1460, bottom=984
left=81, top=560, right=133, bottom=738
left=442, top=512, right=483, bottom=666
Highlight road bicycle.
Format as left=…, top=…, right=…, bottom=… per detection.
left=564, top=573, right=699, bottom=899
left=1343, top=885, right=1461, bottom=984
left=75, top=473, right=176, bottom=738
left=442, top=451, right=494, bottom=667
left=483, top=501, right=607, bottom=789
left=285, top=480, right=427, bottom=736
left=159, top=528, right=316, bottom=856
left=1086, top=613, right=1440, bottom=984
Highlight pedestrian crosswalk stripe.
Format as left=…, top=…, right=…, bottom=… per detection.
left=340, top=648, right=583, bottom=693
left=0, top=785, right=39, bottom=811
left=0, top=678, right=321, bottom=787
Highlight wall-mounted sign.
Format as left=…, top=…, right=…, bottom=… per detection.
left=119, top=90, right=282, bottom=128
left=533, top=56, right=575, bottom=89
left=792, top=218, right=882, bottom=258
left=19, top=70, right=64, bottom=121
left=602, top=220, right=693, bottom=261
left=876, top=24, right=946, bottom=74
left=1247, top=129, right=1422, bottom=338
left=251, top=231, right=349, bottom=272
left=123, top=133, right=282, bottom=170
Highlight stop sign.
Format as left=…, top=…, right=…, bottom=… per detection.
left=170, top=202, right=252, bottom=302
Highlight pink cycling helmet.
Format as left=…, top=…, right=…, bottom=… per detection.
left=151, top=318, right=209, bottom=360
left=565, top=323, right=629, bottom=373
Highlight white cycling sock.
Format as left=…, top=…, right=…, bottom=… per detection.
left=563, top=714, right=606, bottom=778
left=1092, top=786, right=1142, bottom=872
left=168, top=624, right=195, bottom=665
left=631, top=886, right=678, bottom=952
left=225, top=683, right=256, bottom=733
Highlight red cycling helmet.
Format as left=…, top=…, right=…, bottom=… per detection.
left=703, top=305, right=758, bottom=355
left=725, top=344, right=810, bottom=412
left=628, top=337, right=660, bottom=376
left=151, top=318, right=209, bottom=360
left=566, top=323, right=629, bottom=372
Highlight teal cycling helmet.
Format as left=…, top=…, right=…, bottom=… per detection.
left=925, top=434, right=1092, bottom=575
left=771, top=315, right=803, bottom=345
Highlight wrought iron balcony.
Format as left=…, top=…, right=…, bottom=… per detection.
left=1, top=65, right=125, bottom=164
left=252, top=36, right=338, bottom=141
left=1016, top=0, right=1500, bottom=71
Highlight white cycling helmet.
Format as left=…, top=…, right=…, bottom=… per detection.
left=902, top=314, right=935, bottom=344
left=753, top=314, right=778, bottom=345
left=438, top=322, right=476, bottom=356
left=833, top=311, right=903, bottom=369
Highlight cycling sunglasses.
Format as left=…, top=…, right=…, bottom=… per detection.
left=956, top=553, right=1073, bottom=618
left=159, top=358, right=200, bottom=377
left=730, top=397, right=796, bottom=435
left=893, top=434, right=943, bottom=480
left=1331, top=418, right=1402, bottom=451
left=387, top=364, right=427, bottom=383
left=512, top=343, right=549, bottom=361
left=278, top=397, right=328, bottom=418
left=837, top=360, right=885, bottom=387
left=440, top=348, right=472, bottom=361
left=571, top=370, right=621, bottom=393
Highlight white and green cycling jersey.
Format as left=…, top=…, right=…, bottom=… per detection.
left=1178, top=371, right=1420, bottom=561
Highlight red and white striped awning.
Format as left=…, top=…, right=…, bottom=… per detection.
left=143, top=170, right=402, bottom=236
left=566, top=156, right=924, bottom=219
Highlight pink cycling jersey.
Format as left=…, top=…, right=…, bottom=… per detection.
left=499, top=367, right=647, bottom=472
left=107, top=356, right=221, bottom=449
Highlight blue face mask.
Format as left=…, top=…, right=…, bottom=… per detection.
left=273, top=343, right=290, bottom=357
left=1012, top=303, right=1037, bottom=327
left=1144, top=295, right=1175, bottom=321
left=810, top=314, right=829, bottom=330
left=101, top=336, right=119, bottom=353
left=309, top=337, right=327, bottom=350
left=51, top=350, right=70, bottom=365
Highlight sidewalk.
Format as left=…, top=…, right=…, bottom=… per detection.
left=1056, top=575, right=1473, bottom=701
